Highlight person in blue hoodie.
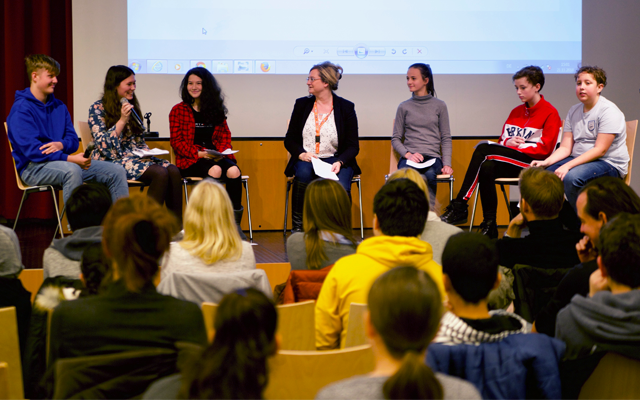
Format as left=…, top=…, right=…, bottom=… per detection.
left=7, top=54, right=128, bottom=205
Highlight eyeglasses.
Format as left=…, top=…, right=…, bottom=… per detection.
left=306, top=77, right=321, bottom=82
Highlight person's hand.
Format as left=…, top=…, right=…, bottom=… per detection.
left=198, top=151, right=220, bottom=160
left=405, top=152, right=424, bottom=163
left=506, top=213, right=526, bottom=238
left=39, top=141, right=63, bottom=155
left=589, top=268, right=609, bottom=297
left=576, top=235, right=598, bottom=263
left=67, top=153, right=91, bottom=170
left=119, top=102, right=134, bottom=124
left=554, top=164, right=571, bottom=181
left=331, top=161, right=341, bottom=174
left=299, top=152, right=317, bottom=162
left=530, top=159, right=549, bottom=168
left=441, top=165, right=453, bottom=175
left=507, top=137, right=525, bottom=147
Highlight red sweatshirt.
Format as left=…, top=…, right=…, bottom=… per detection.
left=498, top=95, right=562, bottom=160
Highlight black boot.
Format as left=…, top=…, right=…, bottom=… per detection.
left=479, top=219, right=498, bottom=239
left=291, top=180, right=308, bottom=233
left=233, top=206, right=248, bottom=241
left=441, top=199, right=469, bottom=225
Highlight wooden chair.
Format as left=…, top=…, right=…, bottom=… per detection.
left=5, top=122, right=65, bottom=238
left=344, top=303, right=368, bottom=348
left=277, top=300, right=315, bottom=350
left=168, top=146, right=254, bottom=241
left=578, top=352, right=640, bottom=399
left=623, top=120, right=638, bottom=185
left=264, top=345, right=375, bottom=400
left=77, top=121, right=148, bottom=192
left=387, top=123, right=454, bottom=202
left=201, top=302, right=219, bottom=343
left=0, top=362, right=9, bottom=400
left=257, top=263, right=292, bottom=292
left=0, top=307, right=24, bottom=400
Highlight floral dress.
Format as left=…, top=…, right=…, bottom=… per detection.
left=88, top=100, right=170, bottom=180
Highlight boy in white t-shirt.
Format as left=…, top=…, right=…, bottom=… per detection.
left=532, top=66, right=628, bottom=209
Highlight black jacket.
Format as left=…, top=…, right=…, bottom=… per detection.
left=284, top=93, right=360, bottom=176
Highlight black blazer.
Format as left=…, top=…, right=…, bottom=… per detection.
left=284, top=93, right=360, bottom=176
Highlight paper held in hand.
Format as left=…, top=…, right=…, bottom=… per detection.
left=311, top=157, right=339, bottom=181
left=205, top=148, right=239, bottom=156
left=132, top=148, right=170, bottom=158
left=406, top=158, right=437, bottom=169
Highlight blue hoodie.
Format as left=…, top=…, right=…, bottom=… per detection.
left=7, top=88, right=79, bottom=174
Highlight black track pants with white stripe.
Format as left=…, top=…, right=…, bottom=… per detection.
left=455, top=143, right=533, bottom=220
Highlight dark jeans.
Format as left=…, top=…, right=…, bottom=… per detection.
left=456, top=144, right=533, bottom=221
left=398, top=156, right=443, bottom=205
left=293, top=156, right=354, bottom=196
left=180, top=158, right=243, bottom=210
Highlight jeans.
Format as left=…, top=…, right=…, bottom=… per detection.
left=293, top=156, right=354, bottom=196
left=546, top=157, right=620, bottom=210
left=21, top=160, right=129, bottom=205
left=397, top=156, right=443, bottom=205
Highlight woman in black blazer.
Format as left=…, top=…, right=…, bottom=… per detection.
left=284, top=61, right=360, bottom=232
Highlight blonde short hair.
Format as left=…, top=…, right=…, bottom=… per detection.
left=25, top=54, right=60, bottom=81
left=387, top=168, right=431, bottom=210
left=311, top=61, right=343, bottom=91
left=180, top=180, right=242, bottom=264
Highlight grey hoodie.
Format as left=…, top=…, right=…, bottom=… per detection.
left=43, top=226, right=102, bottom=279
left=556, top=290, right=640, bottom=359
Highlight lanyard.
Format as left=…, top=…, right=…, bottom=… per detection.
left=313, top=101, right=333, bottom=154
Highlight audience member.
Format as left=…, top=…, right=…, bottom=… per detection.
left=49, top=195, right=207, bottom=367
left=556, top=214, right=640, bottom=360
left=316, top=267, right=480, bottom=400
left=287, top=179, right=358, bottom=270
left=143, top=288, right=278, bottom=399
left=435, top=232, right=530, bottom=344
left=315, top=179, right=443, bottom=349
left=0, top=225, right=31, bottom=357
left=534, top=177, right=640, bottom=335
left=496, top=167, right=583, bottom=269
left=161, top=180, right=255, bottom=280
left=43, top=183, right=112, bottom=279
left=387, top=168, right=462, bottom=265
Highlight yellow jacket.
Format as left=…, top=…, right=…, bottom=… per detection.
left=315, top=235, right=444, bottom=350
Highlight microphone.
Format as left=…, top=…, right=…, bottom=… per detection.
left=120, top=97, right=145, bottom=129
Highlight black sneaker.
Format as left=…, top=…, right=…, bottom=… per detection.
left=441, top=200, right=468, bottom=225
left=479, top=219, right=498, bottom=239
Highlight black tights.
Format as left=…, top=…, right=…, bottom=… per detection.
left=140, top=164, right=183, bottom=222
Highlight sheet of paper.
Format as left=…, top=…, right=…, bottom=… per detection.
left=474, top=140, right=501, bottom=149
left=206, top=148, right=239, bottom=156
left=132, top=148, right=169, bottom=157
left=311, top=157, right=339, bottom=181
left=406, top=158, right=436, bottom=169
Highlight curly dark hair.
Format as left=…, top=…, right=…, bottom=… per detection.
left=180, top=67, right=227, bottom=127
left=100, top=65, right=144, bottom=136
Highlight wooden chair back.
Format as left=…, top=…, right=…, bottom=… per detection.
left=201, top=302, right=219, bottom=343
left=625, top=120, right=638, bottom=185
left=0, top=362, right=9, bottom=400
left=578, top=352, right=640, bottom=399
left=277, top=300, right=315, bottom=350
left=0, top=307, right=24, bottom=399
left=344, top=303, right=368, bottom=348
left=5, top=122, right=30, bottom=192
left=76, top=121, right=93, bottom=152
left=257, top=263, right=292, bottom=291
left=264, top=345, right=375, bottom=399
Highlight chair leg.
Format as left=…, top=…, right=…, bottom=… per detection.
left=12, top=192, right=29, bottom=232
left=449, top=179, right=454, bottom=202
left=499, top=184, right=513, bottom=221
left=470, top=184, right=480, bottom=232
left=357, top=179, right=364, bottom=239
left=50, top=187, right=64, bottom=239
left=284, top=180, right=292, bottom=236
left=183, top=180, right=189, bottom=204
left=243, top=178, right=253, bottom=242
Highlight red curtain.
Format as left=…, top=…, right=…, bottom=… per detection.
left=0, top=0, right=73, bottom=220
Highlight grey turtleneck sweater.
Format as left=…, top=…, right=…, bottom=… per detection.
left=392, top=94, right=452, bottom=167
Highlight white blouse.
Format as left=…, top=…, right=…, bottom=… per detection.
left=302, top=111, right=338, bottom=158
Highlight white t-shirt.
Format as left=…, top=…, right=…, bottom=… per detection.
left=564, top=96, right=629, bottom=176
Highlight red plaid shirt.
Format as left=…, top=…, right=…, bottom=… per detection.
left=169, top=102, right=236, bottom=169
